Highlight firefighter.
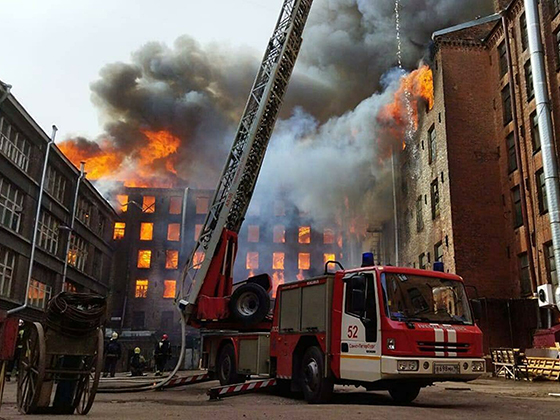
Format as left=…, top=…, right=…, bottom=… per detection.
left=103, top=332, right=121, bottom=378
left=129, top=347, right=146, bottom=377
left=154, top=334, right=171, bottom=376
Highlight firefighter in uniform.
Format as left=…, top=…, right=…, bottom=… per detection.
left=154, top=334, right=171, bottom=376
left=103, top=332, right=121, bottom=377
left=129, top=347, right=146, bottom=376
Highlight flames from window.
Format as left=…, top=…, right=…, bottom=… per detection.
left=137, top=250, right=152, bottom=268
left=113, top=222, right=125, bottom=240
left=165, top=250, right=179, bottom=269
left=163, top=280, right=176, bottom=299
left=140, top=222, right=153, bottom=241
left=298, top=226, right=311, bottom=244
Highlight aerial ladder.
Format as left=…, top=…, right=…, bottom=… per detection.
left=177, top=0, right=314, bottom=328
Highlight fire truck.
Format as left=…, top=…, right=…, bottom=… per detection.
left=174, top=0, right=485, bottom=405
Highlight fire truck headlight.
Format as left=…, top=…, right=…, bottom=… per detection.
left=472, top=361, right=485, bottom=372
left=387, top=338, right=396, bottom=350
left=397, top=360, right=419, bottom=372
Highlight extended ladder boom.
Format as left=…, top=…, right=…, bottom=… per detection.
left=178, top=0, right=313, bottom=319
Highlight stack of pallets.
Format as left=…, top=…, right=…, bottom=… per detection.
left=526, top=357, right=560, bottom=381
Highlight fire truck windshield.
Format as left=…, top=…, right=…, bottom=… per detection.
left=381, top=273, right=474, bottom=325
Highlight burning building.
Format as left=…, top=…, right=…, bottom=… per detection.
left=397, top=0, right=560, bottom=351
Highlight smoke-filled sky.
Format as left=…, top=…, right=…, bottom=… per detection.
left=2, top=0, right=494, bottom=234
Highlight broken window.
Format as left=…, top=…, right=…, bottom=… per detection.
left=167, top=223, right=180, bottom=241
left=137, top=250, right=152, bottom=268
left=163, top=280, right=176, bottom=299
left=273, top=252, right=285, bottom=270
left=142, top=196, right=156, bottom=213
left=298, top=253, right=311, bottom=270
left=113, top=222, right=125, bottom=240
left=165, top=250, right=179, bottom=269
left=169, top=196, right=182, bottom=214
left=140, top=222, right=154, bottom=241
left=135, top=279, right=148, bottom=298
left=248, top=225, right=259, bottom=243
left=299, top=226, right=311, bottom=244
left=323, top=228, right=335, bottom=244
left=196, top=196, right=209, bottom=214
left=246, top=252, right=259, bottom=270
left=117, top=194, right=128, bottom=212
left=273, top=225, right=285, bottom=243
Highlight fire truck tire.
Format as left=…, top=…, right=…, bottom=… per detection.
left=388, top=385, right=421, bottom=405
left=230, top=283, right=270, bottom=326
left=217, top=343, right=245, bottom=386
left=301, top=346, right=333, bottom=404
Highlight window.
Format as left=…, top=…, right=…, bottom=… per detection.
left=194, top=224, right=203, bottom=241
left=531, top=111, right=541, bottom=152
left=274, top=200, right=285, bottom=216
left=556, top=30, right=560, bottom=69
left=434, top=242, right=443, bottom=263
left=428, top=125, right=436, bottom=164
left=506, top=132, right=518, bottom=173
left=67, top=234, right=88, bottom=272
left=160, top=311, right=173, bottom=331
left=431, top=179, right=440, bottom=219
left=518, top=253, right=532, bottom=297
left=512, top=186, right=523, bottom=228
left=38, top=211, right=59, bottom=255
left=0, top=176, right=23, bottom=233
left=0, top=246, right=15, bottom=297
left=132, top=311, right=145, bottom=330
left=169, top=196, right=182, bottom=214
left=419, top=253, right=427, bottom=270
left=0, top=116, right=31, bottom=172
left=273, top=225, right=285, bottom=243
left=298, top=253, right=311, bottom=270
left=28, top=279, right=52, bottom=309
left=498, top=41, right=508, bottom=78
left=64, top=281, right=78, bottom=293
left=142, top=196, right=156, bottom=213
left=520, top=13, right=528, bottom=51
left=323, top=228, right=335, bottom=244
left=167, top=223, right=180, bottom=241
left=137, top=250, right=152, bottom=268
left=545, top=242, right=557, bottom=284
left=116, top=194, right=128, bottom=212
left=196, top=196, right=209, bottom=214
left=77, top=197, right=91, bottom=227
left=502, top=86, right=513, bottom=125
left=323, top=253, right=336, bottom=265
left=553, top=0, right=560, bottom=16
left=113, top=222, right=125, bottom=240
left=140, top=222, right=154, bottom=241
left=298, top=226, right=311, bottom=244
left=135, top=279, right=148, bottom=298
left=273, top=252, right=285, bottom=270
left=193, top=251, right=205, bottom=268
left=97, top=215, right=106, bottom=237
left=165, top=250, right=179, bottom=269
left=416, top=196, right=424, bottom=232
left=246, top=252, right=259, bottom=270
left=46, top=166, right=66, bottom=203
left=537, top=169, right=548, bottom=214
left=525, top=61, right=534, bottom=100
left=92, top=248, right=103, bottom=279
left=163, top=280, right=176, bottom=299
left=248, top=225, right=259, bottom=243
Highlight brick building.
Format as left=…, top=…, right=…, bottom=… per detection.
left=0, top=81, right=117, bottom=319
left=398, top=0, right=560, bottom=350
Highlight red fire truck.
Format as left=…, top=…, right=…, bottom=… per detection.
left=172, top=0, right=484, bottom=405
left=201, top=263, right=484, bottom=404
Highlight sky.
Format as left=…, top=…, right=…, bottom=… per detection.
left=1, top=0, right=282, bottom=140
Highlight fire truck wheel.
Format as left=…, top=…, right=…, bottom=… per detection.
left=230, top=283, right=270, bottom=326
left=217, top=343, right=245, bottom=386
left=301, top=346, right=333, bottom=404
left=388, top=385, right=421, bottom=405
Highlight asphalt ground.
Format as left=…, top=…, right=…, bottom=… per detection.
left=2, top=373, right=560, bottom=419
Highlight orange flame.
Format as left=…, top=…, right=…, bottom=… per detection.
left=58, top=129, right=181, bottom=188
left=272, top=271, right=285, bottom=298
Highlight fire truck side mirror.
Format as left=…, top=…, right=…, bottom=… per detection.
left=471, top=299, right=483, bottom=322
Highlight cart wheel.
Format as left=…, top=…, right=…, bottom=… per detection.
left=75, top=328, right=104, bottom=415
left=17, top=322, right=46, bottom=414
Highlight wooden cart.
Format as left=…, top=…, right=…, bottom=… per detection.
left=17, top=321, right=103, bottom=415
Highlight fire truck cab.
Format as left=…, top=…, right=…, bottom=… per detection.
left=202, top=263, right=485, bottom=404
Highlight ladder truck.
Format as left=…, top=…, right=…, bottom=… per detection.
left=176, top=0, right=485, bottom=405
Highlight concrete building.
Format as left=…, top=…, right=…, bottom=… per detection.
left=398, top=0, right=560, bottom=350
left=0, top=81, right=117, bottom=320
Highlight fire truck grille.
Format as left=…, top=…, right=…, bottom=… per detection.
left=417, top=341, right=470, bottom=353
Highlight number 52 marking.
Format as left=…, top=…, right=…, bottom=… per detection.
left=347, top=325, right=359, bottom=339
